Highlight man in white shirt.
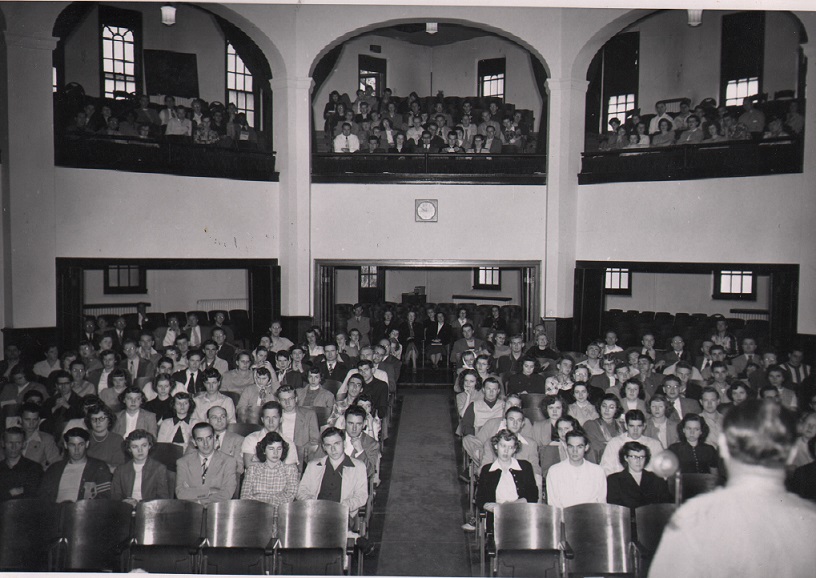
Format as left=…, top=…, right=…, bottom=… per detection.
left=183, top=314, right=208, bottom=348
left=600, top=410, right=664, bottom=476
left=269, top=320, right=294, bottom=355
left=648, top=101, right=673, bottom=134
left=201, top=340, right=229, bottom=374
left=333, top=123, right=360, bottom=153
left=241, top=400, right=298, bottom=469
left=546, top=430, right=607, bottom=508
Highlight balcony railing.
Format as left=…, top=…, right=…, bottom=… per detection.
left=578, top=137, right=802, bottom=184
left=55, top=134, right=278, bottom=182
left=312, top=152, right=547, bottom=184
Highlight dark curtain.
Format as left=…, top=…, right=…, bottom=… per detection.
left=212, top=14, right=272, bottom=90
left=529, top=54, right=549, bottom=154
left=310, top=44, right=345, bottom=151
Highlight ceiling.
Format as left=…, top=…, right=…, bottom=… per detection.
left=367, top=23, right=496, bottom=47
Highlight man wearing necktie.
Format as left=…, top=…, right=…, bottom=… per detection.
left=173, top=350, right=204, bottom=394
left=732, top=337, right=761, bottom=375
left=176, top=422, right=237, bottom=504
left=333, top=123, right=359, bottom=153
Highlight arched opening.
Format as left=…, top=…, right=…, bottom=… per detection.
left=578, top=9, right=806, bottom=184
left=51, top=1, right=278, bottom=181
left=309, top=21, right=549, bottom=183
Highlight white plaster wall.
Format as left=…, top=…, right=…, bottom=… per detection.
left=335, top=268, right=359, bottom=304
left=54, top=168, right=279, bottom=259
left=385, top=268, right=522, bottom=304
left=606, top=272, right=770, bottom=315
left=575, top=173, right=816, bottom=333
left=84, top=268, right=248, bottom=312
left=63, top=3, right=228, bottom=103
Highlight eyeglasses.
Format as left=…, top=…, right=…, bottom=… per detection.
left=626, top=455, right=647, bottom=460
left=90, top=416, right=109, bottom=423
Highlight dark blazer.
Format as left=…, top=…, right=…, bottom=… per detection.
left=606, top=470, right=672, bottom=509
left=314, top=359, right=349, bottom=382
left=0, top=456, right=43, bottom=501
left=790, top=462, right=816, bottom=502
left=398, top=320, right=424, bottom=346
left=111, top=457, right=170, bottom=501
left=216, top=342, right=237, bottom=370
left=484, top=137, right=503, bottom=154
left=38, top=457, right=113, bottom=502
left=362, top=378, right=389, bottom=420
left=172, top=369, right=206, bottom=394
left=475, top=459, right=539, bottom=510
left=425, top=322, right=453, bottom=346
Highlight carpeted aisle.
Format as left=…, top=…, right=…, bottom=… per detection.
left=375, top=390, right=471, bottom=576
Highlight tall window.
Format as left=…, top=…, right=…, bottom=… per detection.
left=607, top=94, right=636, bottom=125
left=474, top=267, right=501, bottom=290
left=713, top=270, right=756, bottom=300
left=604, top=268, right=631, bottom=295
left=721, top=12, right=764, bottom=107
left=478, top=58, right=506, bottom=100
left=358, top=55, right=386, bottom=97
left=227, top=43, right=255, bottom=126
left=586, top=32, right=639, bottom=133
left=99, top=6, right=141, bottom=99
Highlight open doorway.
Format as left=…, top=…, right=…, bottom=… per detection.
left=56, top=258, right=280, bottom=350
left=314, top=260, right=540, bottom=343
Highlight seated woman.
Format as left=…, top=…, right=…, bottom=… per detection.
left=335, top=331, right=357, bottom=366
left=99, top=369, right=131, bottom=412
left=474, top=430, right=539, bottom=530
left=568, top=382, right=599, bottom=426
left=236, top=367, right=279, bottom=424
left=240, top=431, right=299, bottom=516
left=676, top=114, right=704, bottom=144
left=379, top=117, right=397, bottom=150
left=111, top=429, right=171, bottom=504
left=221, top=350, right=257, bottom=394
left=156, top=392, right=196, bottom=448
left=353, top=394, right=381, bottom=441
left=704, top=121, right=725, bottom=142
left=606, top=441, right=672, bottom=509
left=651, top=118, right=676, bottom=147
left=620, top=379, right=649, bottom=415
left=86, top=403, right=127, bottom=473
left=193, top=116, right=221, bottom=145
left=326, top=374, right=363, bottom=430
left=399, top=310, right=422, bottom=372
left=112, top=386, right=158, bottom=438
left=538, top=415, right=582, bottom=479
left=467, top=134, right=489, bottom=154
left=584, top=393, right=625, bottom=463
left=645, top=394, right=680, bottom=449
left=143, top=373, right=175, bottom=425
left=668, top=414, right=719, bottom=475
left=304, top=328, right=325, bottom=362
left=525, top=333, right=560, bottom=373
left=544, top=357, right=575, bottom=400
left=455, top=369, right=484, bottom=419
left=635, top=121, right=651, bottom=146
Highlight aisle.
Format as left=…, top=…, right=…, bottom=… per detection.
left=375, top=390, right=471, bottom=576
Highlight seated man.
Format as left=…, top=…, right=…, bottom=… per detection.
left=278, top=385, right=321, bottom=464
left=546, top=430, right=607, bottom=508
left=201, top=340, right=228, bottom=374
left=203, top=406, right=244, bottom=473
left=451, top=324, right=485, bottom=365
left=241, top=401, right=298, bottom=470
left=0, top=426, right=43, bottom=501
left=38, top=428, right=111, bottom=502
left=333, top=123, right=360, bottom=153
left=483, top=125, right=504, bottom=154
left=461, top=377, right=506, bottom=450
left=296, top=427, right=368, bottom=518
left=651, top=400, right=816, bottom=577
left=600, top=409, right=664, bottom=476
left=176, top=422, right=237, bottom=504
left=191, top=368, right=236, bottom=424
left=660, top=374, right=703, bottom=420
left=296, top=367, right=336, bottom=410
left=41, top=370, right=85, bottom=438
left=19, top=402, right=61, bottom=470
left=0, top=366, right=48, bottom=409
left=477, top=406, right=541, bottom=486
left=342, top=405, right=380, bottom=481
left=358, top=134, right=384, bottom=154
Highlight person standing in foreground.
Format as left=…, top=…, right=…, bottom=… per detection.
left=649, top=400, right=816, bottom=578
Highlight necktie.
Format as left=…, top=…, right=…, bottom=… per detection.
left=215, top=435, right=221, bottom=452
left=201, top=457, right=209, bottom=483
left=345, top=136, right=349, bottom=149
left=129, top=359, right=135, bottom=375
left=187, top=372, right=195, bottom=392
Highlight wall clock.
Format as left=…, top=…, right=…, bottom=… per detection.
left=415, top=199, right=438, bottom=222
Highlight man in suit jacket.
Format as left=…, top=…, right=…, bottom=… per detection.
left=661, top=375, right=702, bottom=420
left=275, top=352, right=304, bottom=390
left=153, top=315, right=183, bottom=352
left=172, top=350, right=206, bottom=394
left=314, top=344, right=349, bottom=382
left=38, top=428, right=112, bottom=502
left=111, top=317, right=129, bottom=353
left=413, top=131, right=440, bottom=153
left=277, top=386, right=321, bottom=465
left=483, top=125, right=504, bottom=154
left=296, top=427, right=368, bottom=517
left=373, top=343, right=398, bottom=393
left=80, top=318, right=99, bottom=347
left=659, top=336, right=691, bottom=368
left=121, top=339, right=155, bottom=390
left=176, top=422, right=237, bottom=504
left=212, top=328, right=236, bottom=370
left=204, top=406, right=244, bottom=473
left=211, top=312, right=235, bottom=344
left=339, top=406, right=381, bottom=480
left=137, top=333, right=162, bottom=367
left=183, top=314, right=210, bottom=349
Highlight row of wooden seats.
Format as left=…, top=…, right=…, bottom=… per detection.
left=0, top=498, right=355, bottom=574
left=480, top=501, right=676, bottom=577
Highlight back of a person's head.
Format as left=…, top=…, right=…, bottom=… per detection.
left=723, top=399, right=796, bottom=468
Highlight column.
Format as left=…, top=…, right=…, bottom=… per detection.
left=543, top=77, right=589, bottom=322
left=0, top=31, right=58, bottom=331
left=271, top=76, right=314, bottom=317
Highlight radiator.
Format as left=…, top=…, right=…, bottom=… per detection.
left=730, top=310, right=770, bottom=321
left=83, top=304, right=139, bottom=316
left=196, top=298, right=248, bottom=311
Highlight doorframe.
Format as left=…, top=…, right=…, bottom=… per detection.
left=314, top=259, right=541, bottom=340
left=56, top=257, right=280, bottom=350
left=573, top=260, right=799, bottom=351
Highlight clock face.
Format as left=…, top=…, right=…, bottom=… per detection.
left=416, top=199, right=438, bottom=222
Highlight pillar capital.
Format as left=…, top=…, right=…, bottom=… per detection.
left=545, top=77, right=589, bottom=95
left=1, top=32, right=58, bottom=52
